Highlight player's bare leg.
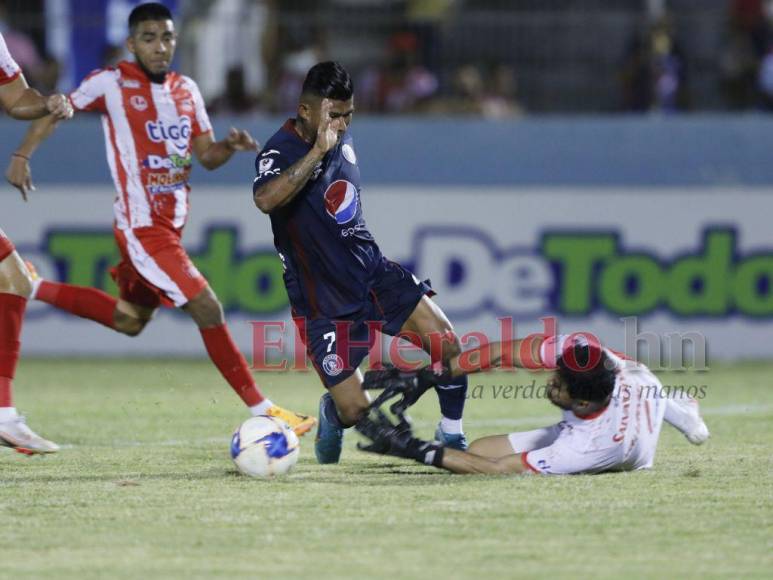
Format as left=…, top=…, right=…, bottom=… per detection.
left=467, top=435, right=517, bottom=459
left=113, top=299, right=155, bottom=336
left=315, top=369, right=371, bottom=463
left=0, top=250, right=58, bottom=454
left=183, top=286, right=315, bottom=436
left=401, top=296, right=468, bottom=449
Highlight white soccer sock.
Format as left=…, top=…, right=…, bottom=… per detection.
left=664, top=397, right=698, bottom=435
left=440, top=417, right=463, bottom=435
left=29, top=275, right=42, bottom=300
left=0, top=407, right=19, bottom=422
left=249, top=400, right=274, bottom=416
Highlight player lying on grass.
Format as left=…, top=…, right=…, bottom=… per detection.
left=5, top=3, right=314, bottom=435
left=0, top=32, right=73, bottom=454
left=356, top=335, right=709, bottom=475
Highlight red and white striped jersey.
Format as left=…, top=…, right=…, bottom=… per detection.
left=69, top=61, right=212, bottom=230
left=0, top=32, right=22, bottom=86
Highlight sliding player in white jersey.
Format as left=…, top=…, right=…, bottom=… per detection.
left=357, top=335, right=709, bottom=475
left=0, top=32, right=72, bottom=454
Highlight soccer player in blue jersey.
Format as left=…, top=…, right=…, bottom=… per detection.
left=253, top=62, right=468, bottom=463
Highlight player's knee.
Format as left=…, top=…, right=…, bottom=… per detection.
left=114, top=311, right=147, bottom=337
left=441, top=334, right=462, bottom=360
left=186, top=291, right=224, bottom=328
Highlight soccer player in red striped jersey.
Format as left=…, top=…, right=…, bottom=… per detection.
left=0, top=32, right=72, bottom=454
left=7, top=3, right=315, bottom=435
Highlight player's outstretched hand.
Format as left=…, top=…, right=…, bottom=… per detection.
left=46, top=94, right=73, bottom=120
left=5, top=155, right=34, bottom=201
left=313, top=98, right=340, bottom=154
left=356, top=407, right=423, bottom=459
left=363, top=363, right=453, bottom=415
left=225, top=127, right=259, bottom=152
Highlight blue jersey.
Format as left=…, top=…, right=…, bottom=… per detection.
left=254, top=120, right=383, bottom=319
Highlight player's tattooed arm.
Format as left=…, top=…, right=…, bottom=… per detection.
left=254, top=99, right=343, bottom=214
left=253, top=147, right=325, bottom=213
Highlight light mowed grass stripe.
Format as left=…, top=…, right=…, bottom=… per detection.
left=0, top=360, right=770, bottom=579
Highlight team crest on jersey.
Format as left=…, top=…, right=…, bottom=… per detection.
left=180, top=99, right=194, bottom=113
left=323, top=180, right=358, bottom=224
left=322, top=354, right=344, bottom=376
left=130, top=95, right=148, bottom=111
left=342, top=143, right=357, bottom=164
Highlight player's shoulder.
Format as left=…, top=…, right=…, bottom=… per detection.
left=86, top=66, right=118, bottom=81
left=261, top=120, right=307, bottom=156
left=173, top=73, right=202, bottom=95
left=71, top=67, right=119, bottom=97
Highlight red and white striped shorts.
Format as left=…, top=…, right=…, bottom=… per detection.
left=112, top=226, right=207, bottom=309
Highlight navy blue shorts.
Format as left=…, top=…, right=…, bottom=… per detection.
left=294, top=260, right=433, bottom=388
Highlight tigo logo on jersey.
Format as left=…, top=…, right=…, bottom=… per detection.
left=145, top=117, right=192, bottom=151
left=324, top=180, right=358, bottom=224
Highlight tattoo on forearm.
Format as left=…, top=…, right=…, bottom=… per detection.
left=287, top=155, right=318, bottom=183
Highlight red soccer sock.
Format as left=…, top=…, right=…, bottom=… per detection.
left=0, top=293, right=27, bottom=407
left=200, top=324, right=266, bottom=407
left=36, top=280, right=117, bottom=329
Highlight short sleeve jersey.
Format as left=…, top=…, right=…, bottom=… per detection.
left=0, top=33, right=22, bottom=85
left=522, top=352, right=668, bottom=475
left=69, top=61, right=212, bottom=231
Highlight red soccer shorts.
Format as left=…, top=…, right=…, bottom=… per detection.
left=0, top=227, right=15, bottom=262
left=112, top=226, right=207, bottom=309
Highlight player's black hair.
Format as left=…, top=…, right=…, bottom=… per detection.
left=557, top=343, right=616, bottom=403
left=129, top=2, right=173, bottom=34
left=301, top=61, right=354, bottom=101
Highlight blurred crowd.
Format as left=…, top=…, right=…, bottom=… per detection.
left=622, top=0, right=773, bottom=112
left=5, top=0, right=773, bottom=115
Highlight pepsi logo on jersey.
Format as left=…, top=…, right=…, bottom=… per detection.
left=323, top=180, right=358, bottom=224
left=145, top=116, right=192, bottom=151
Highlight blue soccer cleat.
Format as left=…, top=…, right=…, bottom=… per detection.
left=434, top=423, right=469, bottom=451
left=314, top=392, right=345, bottom=464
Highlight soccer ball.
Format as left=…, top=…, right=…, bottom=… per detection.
left=230, top=416, right=300, bottom=478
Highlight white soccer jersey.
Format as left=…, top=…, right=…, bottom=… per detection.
left=69, top=61, right=212, bottom=231
left=0, top=33, right=22, bottom=86
left=515, top=351, right=667, bottom=475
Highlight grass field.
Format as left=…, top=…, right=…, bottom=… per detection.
left=1, top=359, right=771, bottom=579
